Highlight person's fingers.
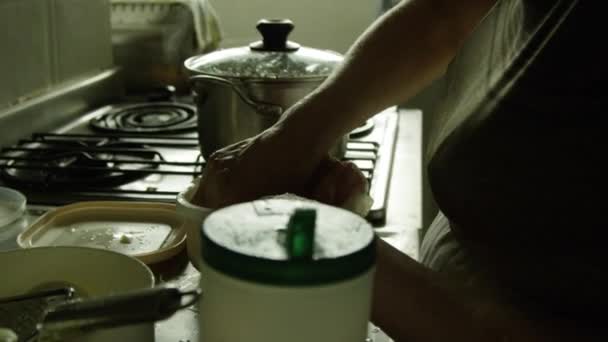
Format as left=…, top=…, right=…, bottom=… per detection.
left=309, top=158, right=343, bottom=205
left=306, top=159, right=369, bottom=208
left=335, top=162, right=369, bottom=206
left=347, top=161, right=369, bottom=193
left=299, top=156, right=331, bottom=196
left=212, top=139, right=249, bottom=156
left=334, top=162, right=357, bottom=205
left=193, top=159, right=221, bottom=208
left=193, top=148, right=238, bottom=208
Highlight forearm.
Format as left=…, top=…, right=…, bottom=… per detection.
left=277, top=0, right=498, bottom=157
left=372, top=238, right=588, bottom=342
left=372, top=238, right=487, bottom=341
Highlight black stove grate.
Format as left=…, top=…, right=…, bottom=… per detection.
left=0, top=134, right=204, bottom=190
left=0, top=133, right=376, bottom=197
left=0, top=111, right=396, bottom=224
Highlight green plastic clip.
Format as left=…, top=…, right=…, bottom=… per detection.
left=286, top=208, right=316, bottom=260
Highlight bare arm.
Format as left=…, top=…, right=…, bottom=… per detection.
left=373, top=238, right=598, bottom=342
left=192, top=0, right=500, bottom=207
left=276, top=0, right=500, bottom=159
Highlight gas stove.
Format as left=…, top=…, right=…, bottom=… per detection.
left=0, top=85, right=400, bottom=342
left=0, top=98, right=398, bottom=224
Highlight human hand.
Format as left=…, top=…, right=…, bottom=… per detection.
left=191, top=127, right=371, bottom=214
left=305, top=157, right=372, bottom=215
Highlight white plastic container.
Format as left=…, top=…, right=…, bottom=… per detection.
left=199, top=198, right=376, bottom=342
left=176, top=178, right=213, bottom=270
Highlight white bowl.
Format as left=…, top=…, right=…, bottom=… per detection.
left=0, top=246, right=155, bottom=342
left=176, top=178, right=213, bottom=270
left=175, top=179, right=373, bottom=271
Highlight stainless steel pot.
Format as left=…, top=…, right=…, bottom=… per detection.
left=184, top=19, right=346, bottom=158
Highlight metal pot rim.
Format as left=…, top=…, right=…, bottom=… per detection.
left=185, top=67, right=328, bottom=84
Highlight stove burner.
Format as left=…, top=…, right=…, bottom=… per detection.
left=350, top=119, right=375, bottom=138
left=0, top=139, right=161, bottom=188
left=90, top=102, right=197, bottom=134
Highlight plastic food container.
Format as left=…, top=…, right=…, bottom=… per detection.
left=17, top=201, right=187, bottom=265
left=199, top=198, right=376, bottom=342
left=0, top=187, right=26, bottom=228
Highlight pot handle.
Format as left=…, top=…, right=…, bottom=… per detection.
left=39, top=287, right=201, bottom=334
left=190, top=75, right=283, bottom=117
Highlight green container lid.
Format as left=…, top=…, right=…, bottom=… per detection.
left=201, top=198, right=376, bottom=286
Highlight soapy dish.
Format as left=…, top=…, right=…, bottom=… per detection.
left=17, top=201, right=187, bottom=265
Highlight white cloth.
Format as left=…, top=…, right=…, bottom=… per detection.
left=110, top=0, right=222, bottom=52
left=180, top=0, right=222, bottom=52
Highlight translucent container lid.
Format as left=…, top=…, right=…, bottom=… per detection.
left=18, top=201, right=187, bottom=265
left=185, top=19, right=343, bottom=80
left=0, top=187, right=26, bottom=228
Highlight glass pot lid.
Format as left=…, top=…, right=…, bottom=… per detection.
left=185, top=19, right=343, bottom=80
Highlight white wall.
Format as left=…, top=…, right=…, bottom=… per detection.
left=0, top=0, right=112, bottom=111
left=211, top=0, right=380, bottom=54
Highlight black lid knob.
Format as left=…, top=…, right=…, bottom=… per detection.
left=250, top=19, right=300, bottom=52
